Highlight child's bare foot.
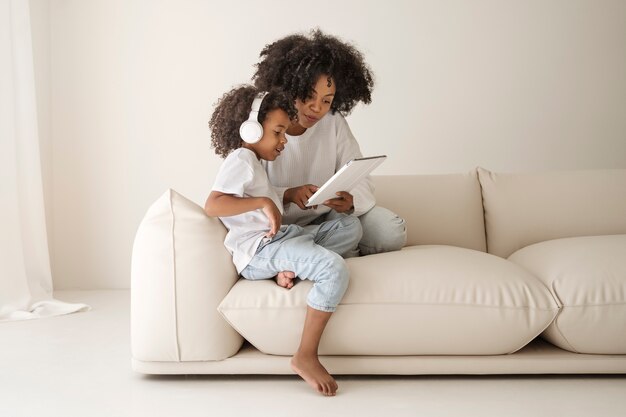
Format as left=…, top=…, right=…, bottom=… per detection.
left=291, top=353, right=338, bottom=396
left=275, top=271, right=295, bottom=289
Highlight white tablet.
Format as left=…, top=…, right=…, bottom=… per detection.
left=305, top=155, right=387, bottom=207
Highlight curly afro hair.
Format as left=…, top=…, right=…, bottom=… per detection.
left=209, top=86, right=298, bottom=158
left=253, top=29, right=374, bottom=115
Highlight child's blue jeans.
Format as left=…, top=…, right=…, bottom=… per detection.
left=240, top=215, right=362, bottom=312
left=319, top=206, right=406, bottom=257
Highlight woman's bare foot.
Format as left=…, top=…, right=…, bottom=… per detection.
left=275, top=271, right=295, bottom=289
left=291, top=352, right=338, bottom=396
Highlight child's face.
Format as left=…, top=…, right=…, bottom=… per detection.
left=293, top=74, right=336, bottom=130
left=248, top=109, right=290, bottom=161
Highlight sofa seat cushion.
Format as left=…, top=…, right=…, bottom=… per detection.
left=509, top=234, right=626, bottom=354
left=218, top=245, right=559, bottom=356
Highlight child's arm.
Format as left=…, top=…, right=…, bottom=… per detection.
left=204, top=191, right=282, bottom=237
left=283, top=184, right=319, bottom=210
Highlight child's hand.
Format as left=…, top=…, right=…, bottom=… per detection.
left=323, top=191, right=354, bottom=213
left=261, top=198, right=282, bottom=238
left=284, top=184, right=319, bottom=210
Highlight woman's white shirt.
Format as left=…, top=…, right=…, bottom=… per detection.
left=263, top=112, right=376, bottom=225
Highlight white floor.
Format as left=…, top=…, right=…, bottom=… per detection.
left=1, top=290, right=625, bottom=417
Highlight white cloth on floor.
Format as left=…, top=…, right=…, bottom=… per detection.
left=0, top=0, right=89, bottom=322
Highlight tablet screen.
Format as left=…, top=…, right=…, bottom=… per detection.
left=305, top=155, right=386, bottom=207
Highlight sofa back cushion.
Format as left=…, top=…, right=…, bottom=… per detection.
left=373, top=172, right=486, bottom=252
left=478, top=167, right=626, bottom=258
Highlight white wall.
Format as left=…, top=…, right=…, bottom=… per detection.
left=30, top=0, right=626, bottom=289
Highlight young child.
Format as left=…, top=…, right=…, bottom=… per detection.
left=253, top=29, right=407, bottom=256
left=204, top=86, right=362, bottom=396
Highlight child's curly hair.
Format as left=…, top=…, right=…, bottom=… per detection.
left=209, top=86, right=298, bottom=158
left=252, top=29, right=374, bottom=115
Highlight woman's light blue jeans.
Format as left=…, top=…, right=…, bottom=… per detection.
left=321, top=206, right=407, bottom=257
left=240, top=215, right=362, bottom=312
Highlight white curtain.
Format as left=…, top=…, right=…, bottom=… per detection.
left=1, top=0, right=89, bottom=321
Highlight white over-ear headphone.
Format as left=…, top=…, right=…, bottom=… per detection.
left=239, top=92, right=268, bottom=144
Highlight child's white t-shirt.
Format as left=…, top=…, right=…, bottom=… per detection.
left=211, top=148, right=284, bottom=273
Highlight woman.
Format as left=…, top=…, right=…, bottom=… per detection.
left=253, top=29, right=406, bottom=256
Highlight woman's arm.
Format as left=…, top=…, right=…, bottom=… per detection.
left=204, top=191, right=282, bottom=237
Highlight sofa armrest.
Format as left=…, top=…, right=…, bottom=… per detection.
left=131, top=189, right=242, bottom=363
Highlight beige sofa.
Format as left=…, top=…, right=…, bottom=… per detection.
left=130, top=167, right=626, bottom=374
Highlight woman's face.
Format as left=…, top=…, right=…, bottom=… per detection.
left=288, top=74, right=336, bottom=135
